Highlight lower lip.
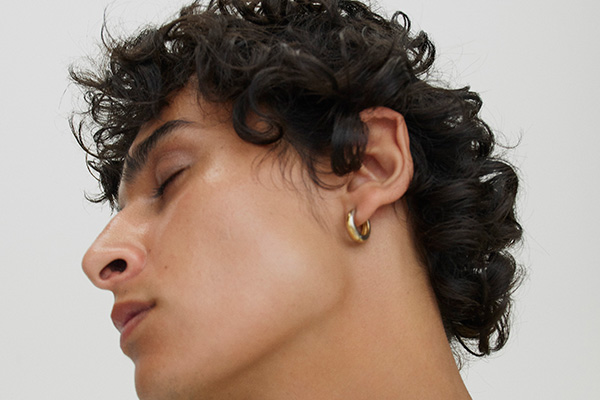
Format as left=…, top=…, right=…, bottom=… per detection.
left=120, top=308, right=152, bottom=348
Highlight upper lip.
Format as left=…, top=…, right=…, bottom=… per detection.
left=111, top=301, right=155, bottom=333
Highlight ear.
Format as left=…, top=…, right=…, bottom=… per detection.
left=346, top=107, right=413, bottom=226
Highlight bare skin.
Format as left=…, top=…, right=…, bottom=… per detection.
left=82, top=86, right=471, bottom=400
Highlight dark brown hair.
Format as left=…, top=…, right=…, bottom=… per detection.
left=71, top=0, right=523, bottom=357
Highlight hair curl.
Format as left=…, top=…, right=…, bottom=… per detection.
left=70, top=0, right=523, bottom=357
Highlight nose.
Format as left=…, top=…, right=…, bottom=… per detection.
left=82, top=210, right=147, bottom=291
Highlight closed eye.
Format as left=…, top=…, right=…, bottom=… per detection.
left=152, top=168, right=187, bottom=198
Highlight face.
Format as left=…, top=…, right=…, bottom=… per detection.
left=82, top=87, right=351, bottom=399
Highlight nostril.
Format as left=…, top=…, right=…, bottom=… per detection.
left=99, top=259, right=127, bottom=280
left=110, top=259, right=127, bottom=272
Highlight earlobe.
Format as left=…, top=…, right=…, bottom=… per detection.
left=346, top=107, right=413, bottom=226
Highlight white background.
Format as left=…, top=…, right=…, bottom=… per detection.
left=1, top=0, right=599, bottom=399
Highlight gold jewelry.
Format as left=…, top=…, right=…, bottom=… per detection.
left=346, top=209, right=371, bottom=242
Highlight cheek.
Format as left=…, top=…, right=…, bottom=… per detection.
left=147, top=177, right=347, bottom=379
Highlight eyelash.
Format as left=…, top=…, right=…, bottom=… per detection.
left=152, top=168, right=186, bottom=198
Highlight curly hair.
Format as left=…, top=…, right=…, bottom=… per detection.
left=70, top=0, right=522, bottom=357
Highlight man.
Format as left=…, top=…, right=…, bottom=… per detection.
left=72, top=0, right=522, bottom=398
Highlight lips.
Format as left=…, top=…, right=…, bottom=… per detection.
left=111, top=301, right=155, bottom=338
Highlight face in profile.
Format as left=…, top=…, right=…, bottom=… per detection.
left=82, top=86, right=353, bottom=398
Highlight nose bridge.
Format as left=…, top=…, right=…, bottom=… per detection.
left=82, top=207, right=148, bottom=290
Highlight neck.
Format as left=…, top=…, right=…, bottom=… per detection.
left=204, top=205, right=472, bottom=400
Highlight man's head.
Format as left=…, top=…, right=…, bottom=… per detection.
left=73, top=0, right=522, bottom=398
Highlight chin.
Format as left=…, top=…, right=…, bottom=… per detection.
left=133, top=354, right=188, bottom=400
left=132, top=349, right=235, bottom=400
left=134, top=366, right=188, bottom=400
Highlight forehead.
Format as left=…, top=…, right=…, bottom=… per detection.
left=130, top=87, right=229, bottom=151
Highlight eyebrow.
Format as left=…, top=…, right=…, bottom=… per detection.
left=121, top=119, right=192, bottom=185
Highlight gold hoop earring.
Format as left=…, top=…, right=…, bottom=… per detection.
left=346, top=209, right=371, bottom=243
